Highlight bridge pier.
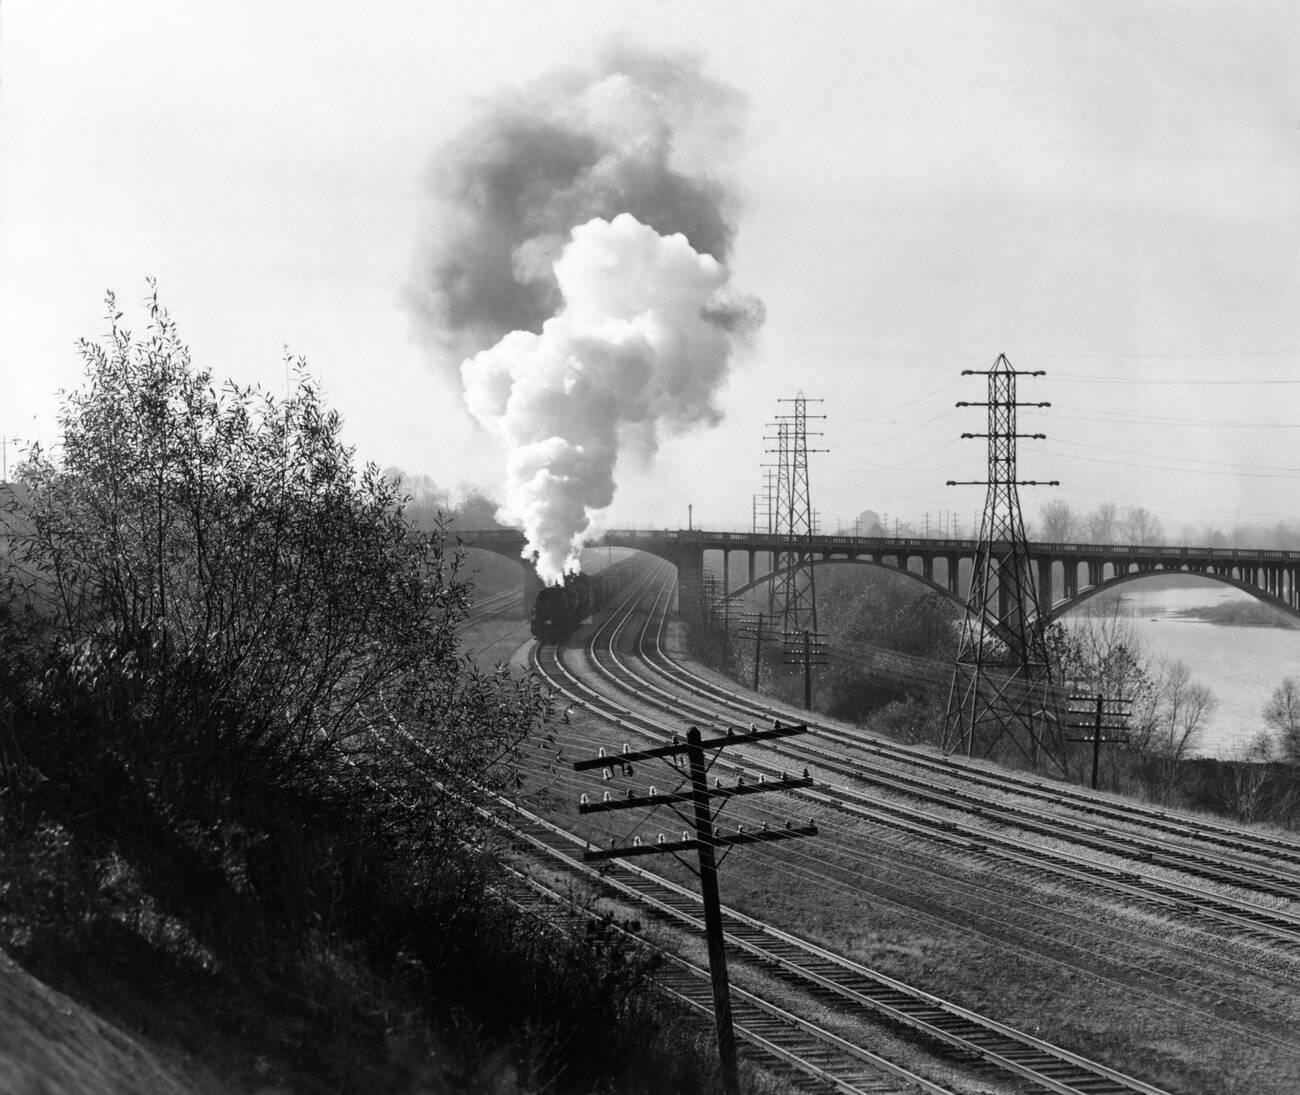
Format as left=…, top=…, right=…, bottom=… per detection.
left=676, top=545, right=705, bottom=626
left=944, top=555, right=960, bottom=596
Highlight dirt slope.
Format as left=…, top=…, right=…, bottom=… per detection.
left=0, top=948, right=201, bottom=1095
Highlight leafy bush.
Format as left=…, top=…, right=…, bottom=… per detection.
left=1, top=286, right=547, bottom=948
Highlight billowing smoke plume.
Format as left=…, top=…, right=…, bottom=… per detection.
left=414, top=47, right=763, bottom=583
left=463, top=213, right=761, bottom=582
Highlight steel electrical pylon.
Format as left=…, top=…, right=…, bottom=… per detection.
left=944, top=356, right=1065, bottom=772
left=760, top=395, right=829, bottom=708
left=768, top=395, right=824, bottom=639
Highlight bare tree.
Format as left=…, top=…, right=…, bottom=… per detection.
left=1049, top=604, right=1149, bottom=701
left=1224, top=732, right=1275, bottom=823
left=1047, top=605, right=1154, bottom=790
left=1123, top=506, right=1163, bottom=546
left=1083, top=501, right=1118, bottom=543
left=1131, top=659, right=1215, bottom=802
left=1263, top=677, right=1300, bottom=763
left=1038, top=499, right=1076, bottom=541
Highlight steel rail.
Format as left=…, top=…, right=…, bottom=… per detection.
left=645, top=592, right=1300, bottom=868
left=487, top=790, right=1174, bottom=1095
left=571, top=570, right=1300, bottom=943
left=500, top=869, right=947, bottom=1095
left=554, top=582, right=1300, bottom=953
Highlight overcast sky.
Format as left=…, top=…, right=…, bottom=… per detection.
left=2, top=1, right=1296, bottom=541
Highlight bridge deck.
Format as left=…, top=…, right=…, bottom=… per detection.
left=462, top=526, right=1300, bottom=565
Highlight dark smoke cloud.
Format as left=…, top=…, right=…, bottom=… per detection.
left=411, top=45, right=748, bottom=362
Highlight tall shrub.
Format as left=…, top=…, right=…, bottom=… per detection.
left=3, top=286, right=546, bottom=942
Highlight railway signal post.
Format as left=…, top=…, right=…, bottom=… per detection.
left=574, top=723, right=818, bottom=1095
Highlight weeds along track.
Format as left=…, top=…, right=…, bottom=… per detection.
left=541, top=564, right=1300, bottom=955
left=522, top=567, right=1300, bottom=1087
left=487, top=789, right=1175, bottom=1095
left=497, top=870, right=940, bottom=1095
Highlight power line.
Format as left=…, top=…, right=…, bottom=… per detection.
left=1041, top=445, right=1300, bottom=480
left=1051, top=408, right=1300, bottom=430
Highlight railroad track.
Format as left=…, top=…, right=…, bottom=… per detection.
left=525, top=563, right=1300, bottom=1072
left=461, top=586, right=522, bottom=624
left=449, top=559, right=1300, bottom=1087
left=490, top=789, right=1174, bottom=1095
left=639, top=602, right=1300, bottom=879
left=541, top=565, right=1300, bottom=954
left=501, top=870, right=940, bottom=1095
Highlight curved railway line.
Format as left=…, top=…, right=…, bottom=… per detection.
left=542, top=561, right=1300, bottom=950
left=489, top=555, right=1300, bottom=1093
left=489, top=787, right=1174, bottom=1095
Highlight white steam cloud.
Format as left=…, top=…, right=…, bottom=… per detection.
left=462, top=214, right=761, bottom=583
left=413, top=47, right=762, bottom=582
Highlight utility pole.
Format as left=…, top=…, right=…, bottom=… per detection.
left=757, top=446, right=781, bottom=616
left=705, top=574, right=734, bottom=666
left=574, top=724, right=817, bottom=1095
left=784, top=629, right=828, bottom=710
left=1066, top=695, right=1131, bottom=789
left=762, top=469, right=776, bottom=534
left=945, top=355, right=1063, bottom=773
left=738, top=612, right=772, bottom=691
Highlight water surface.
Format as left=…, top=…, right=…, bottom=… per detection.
left=1061, top=580, right=1300, bottom=758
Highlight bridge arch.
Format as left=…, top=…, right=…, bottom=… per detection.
left=1044, top=569, right=1300, bottom=624
left=459, top=542, right=545, bottom=606
left=726, top=555, right=965, bottom=610
left=718, top=556, right=1050, bottom=653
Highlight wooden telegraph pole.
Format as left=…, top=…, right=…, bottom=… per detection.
left=784, top=629, right=828, bottom=711
left=574, top=723, right=817, bottom=1095
left=738, top=611, right=772, bottom=692
left=1066, top=694, right=1132, bottom=789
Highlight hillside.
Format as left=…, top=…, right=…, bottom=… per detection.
left=0, top=949, right=199, bottom=1095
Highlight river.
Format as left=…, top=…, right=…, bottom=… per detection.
left=1059, top=579, right=1300, bottom=758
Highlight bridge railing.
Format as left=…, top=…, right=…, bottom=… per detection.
left=456, top=527, right=1300, bottom=564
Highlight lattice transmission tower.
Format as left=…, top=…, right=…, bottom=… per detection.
left=766, top=395, right=825, bottom=641
left=945, top=356, right=1065, bottom=772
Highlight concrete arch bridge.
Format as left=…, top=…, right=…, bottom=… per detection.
left=460, top=528, right=1300, bottom=627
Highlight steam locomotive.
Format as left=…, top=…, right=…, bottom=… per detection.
left=530, top=573, right=594, bottom=643
left=529, top=555, right=647, bottom=643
